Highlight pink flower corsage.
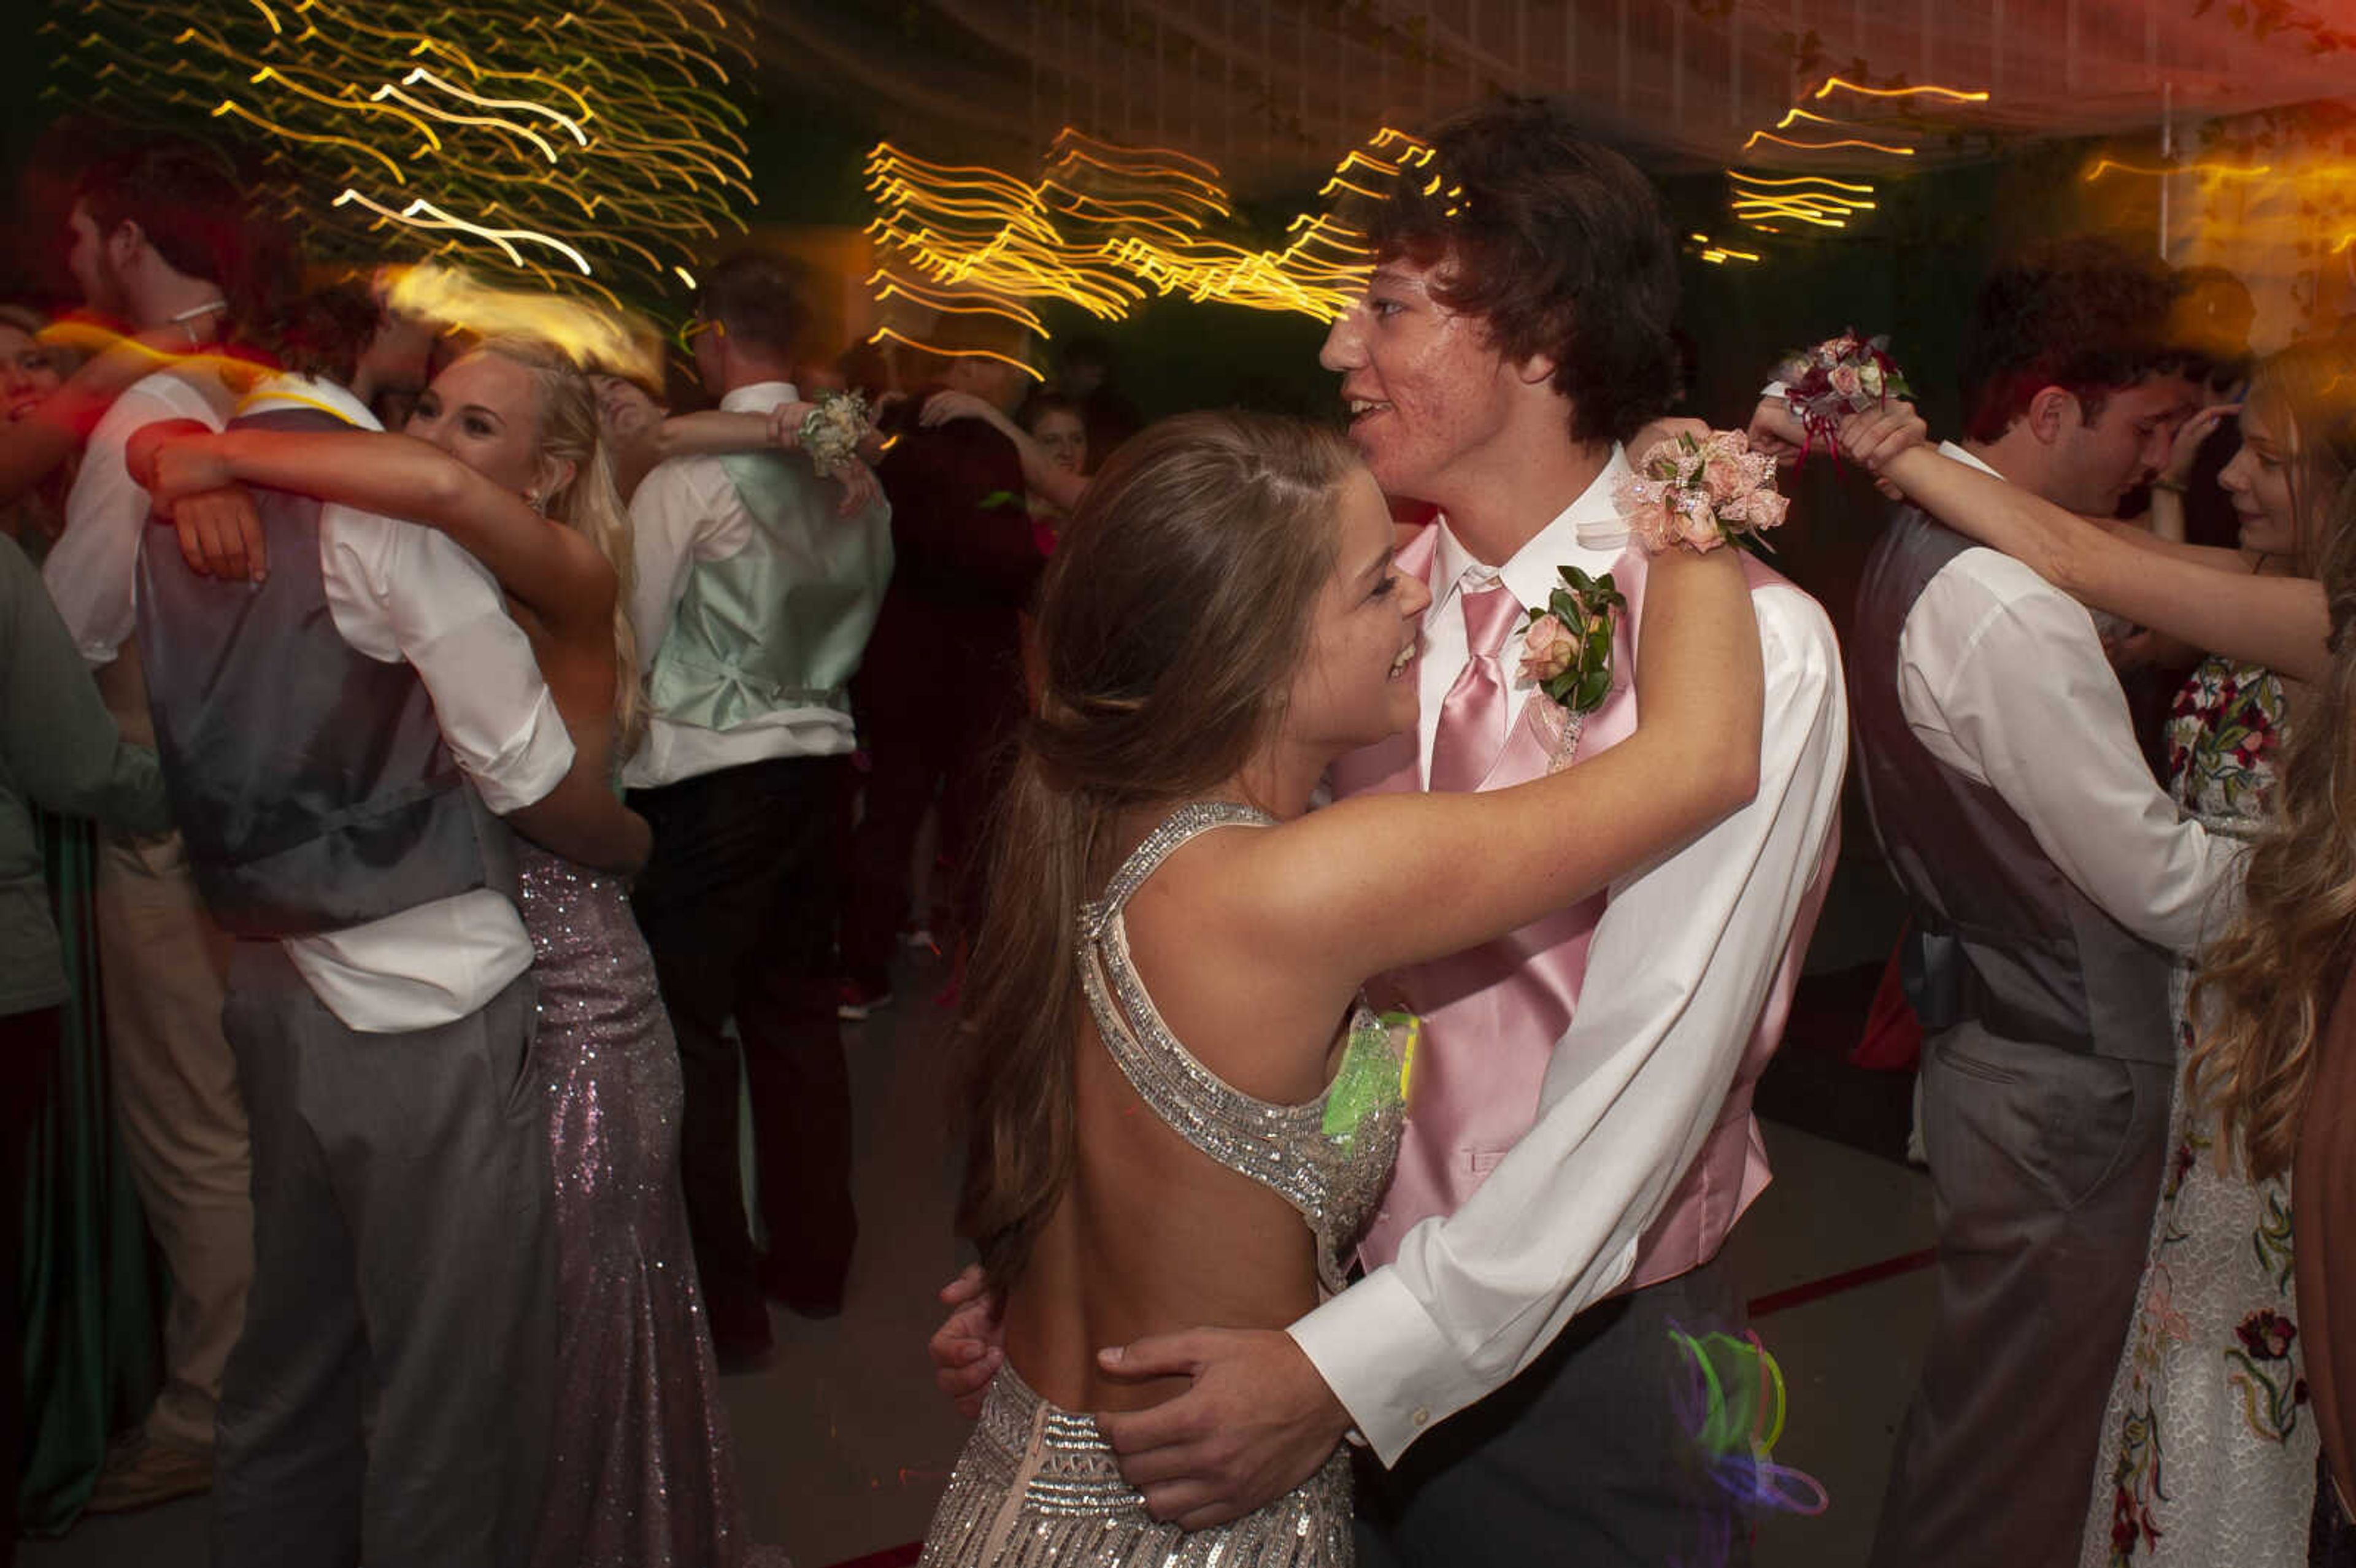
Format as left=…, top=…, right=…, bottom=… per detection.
left=1614, top=429, right=1789, bottom=556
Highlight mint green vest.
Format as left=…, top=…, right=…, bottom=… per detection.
left=644, top=452, right=893, bottom=732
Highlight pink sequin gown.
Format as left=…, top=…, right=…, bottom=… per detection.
left=517, top=842, right=785, bottom=1568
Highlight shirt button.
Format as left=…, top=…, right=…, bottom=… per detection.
left=1412, top=1407, right=1430, bottom=1427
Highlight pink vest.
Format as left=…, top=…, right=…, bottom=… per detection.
left=1334, top=525, right=1837, bottom=1293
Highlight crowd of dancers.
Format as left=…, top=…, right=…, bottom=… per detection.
left=5, top=91, right=2356, bottom=1568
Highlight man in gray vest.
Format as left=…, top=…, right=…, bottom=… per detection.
left=626, top=252, right=893, bottom=1369
left=129, top=295, right=650, bottom=1567
left=1838, top=240, right=2241, bottom=1567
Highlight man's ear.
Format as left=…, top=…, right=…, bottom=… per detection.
left=1514, top=350, right=1558, bottom=388
left=2025, top=385, right=2077, bottom=447
left=107, top=218, right=146, bottom=271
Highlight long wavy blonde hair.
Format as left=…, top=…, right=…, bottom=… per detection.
left=2185, top=337, right=2356, bottom=1179
left=475, top=334, right=647, bottom=759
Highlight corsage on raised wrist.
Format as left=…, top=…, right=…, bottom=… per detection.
left=1614, top=429, right=1789, bottom=557
left=798, top=390, right=872, bottom=480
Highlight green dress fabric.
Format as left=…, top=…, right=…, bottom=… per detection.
left=17, top=815, right=163, bottom=1535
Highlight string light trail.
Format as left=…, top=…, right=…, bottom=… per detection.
left=1723, top=74, right=1992, bottom=243
left=47, top=0, right=758, bottom=312
left=864, top=125, right=1434, bottom=348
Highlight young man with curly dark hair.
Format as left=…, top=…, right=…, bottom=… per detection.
left=933, top=95, right=1848, bottom=1565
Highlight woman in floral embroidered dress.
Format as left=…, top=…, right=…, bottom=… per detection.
left=1828, top=336, right=2356, bottom=1567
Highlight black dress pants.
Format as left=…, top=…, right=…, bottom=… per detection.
left=629, top=755, right=856, bottom=1326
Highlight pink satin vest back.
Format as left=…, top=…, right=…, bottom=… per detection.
left=1332, top=524, right=1836, bottom=1293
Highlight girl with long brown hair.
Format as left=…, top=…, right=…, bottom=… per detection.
left=1812, top=336, right=2356, bottom=1567
left=133, top=332, right=800, bottom=1567
left=920, top=410, right=1764, bottom=1565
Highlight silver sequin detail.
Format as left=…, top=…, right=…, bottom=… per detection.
left=918, top=1363, right=1352, bottom=1566
left=1076, top=802, right=1406, bottom=1296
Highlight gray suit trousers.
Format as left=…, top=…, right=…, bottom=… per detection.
left=210, top=942, right=555, bottom=1568
left=1869, top=1022, right=2171, bottom=1568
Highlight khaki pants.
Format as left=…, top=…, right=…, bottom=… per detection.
left=93, top=825, right=252, bottom=1453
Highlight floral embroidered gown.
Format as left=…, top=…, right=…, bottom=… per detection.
left=2085, top=655, right=2314, bottom=1567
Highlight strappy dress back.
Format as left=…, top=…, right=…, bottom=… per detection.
left=1077, top=801, right=1407, bottom=1294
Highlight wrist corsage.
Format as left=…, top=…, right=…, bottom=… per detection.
left=1614, top=429, right=1788, bottom=556
left=1520, top=565, right=1625, bottom=717
left=798, top=390, right=872, bottom=479
left=1775, top=329, right=1914, bottom=456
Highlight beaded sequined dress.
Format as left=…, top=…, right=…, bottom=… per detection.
left=2082, top=656, right=2312, bottom=1567
left=517, top=842, right=783, bottom=1568
left=920, top=804, right=1407, bottom=1567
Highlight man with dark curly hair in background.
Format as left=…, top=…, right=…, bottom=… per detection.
left=1837, top=237, right=2243, bottom=1567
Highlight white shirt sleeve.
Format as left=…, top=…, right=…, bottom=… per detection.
left=318, top=502, right=574, bottom=815
left=1290, top=586, right=1849, bottom=1462
left=1898, top=551, right=2242, bottom=955
left=42, top=379, right=220, bottom=664
left=627, top=457, right=751, bottom=662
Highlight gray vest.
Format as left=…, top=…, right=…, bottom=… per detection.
left=1851, top=506, right=2173, bottom=1063
left=135, top=407, right=513, bottom=939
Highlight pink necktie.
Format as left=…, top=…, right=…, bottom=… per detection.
left=1428, top=580, right=1522, bottom=794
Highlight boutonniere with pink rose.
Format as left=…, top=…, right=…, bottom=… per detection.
left=1519, top=565, right=1625, bottom=717
left=1614, top=429, right=1790, bottom=557
left=1774, top=329, right=1914, bottom=458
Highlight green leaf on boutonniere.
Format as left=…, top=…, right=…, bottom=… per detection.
left=978, top=490, right=1024, bottom=510
left=1533, top=566, right=1624, bottom=715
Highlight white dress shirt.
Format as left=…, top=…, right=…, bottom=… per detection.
left=45, top=366, right=234, bottom=664
left=235, top=378, right=576, bottom=1031
left=1892, top=442, right=2242, bottom=954
left=1290, top=450, right=1850, bottom=1461
left=624, top=380, right=853, bottom=789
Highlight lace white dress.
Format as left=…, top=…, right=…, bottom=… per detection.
left=2082, top=656, right=2314, bottom=1566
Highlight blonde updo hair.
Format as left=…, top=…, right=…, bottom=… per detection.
left=472, top=333, right=646, bottom=759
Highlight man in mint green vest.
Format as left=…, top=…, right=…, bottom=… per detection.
left=625, top=252, right=891, bottom=1369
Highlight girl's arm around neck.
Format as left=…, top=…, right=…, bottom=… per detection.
left=1238, top=545, right=1763, bottom=988
left=154, top=426, right=614, bottom=640
left=1879, top=444, right=2330, bottom=683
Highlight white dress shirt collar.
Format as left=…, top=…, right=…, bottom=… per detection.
left=1941, top=439, right=2001, bottom=479
left=241, top=374, right=382, bottom=431
left=718, top=380, right=798, bottom=414
left=1430, top=445, right=1633, bottom=617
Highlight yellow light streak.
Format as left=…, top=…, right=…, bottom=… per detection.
left=1773, top=107, right=1848, bottom=132
left=1741, top=130, right=1916, bottom=156
left=1723, top=169, right=1876, bottom=193
left=2085, top=157, right=2276, bottom=181
left=334, top=189, right=592, bottom=274
left=401, top=66, right=587, bottom=145
left=215, top=99, right=406, bottom=181
left=73, top=0, right=757, bottom=309
left=1813, top=76, right=1990, bottom=104
left=382, top=263, right=658, bottom=381
left=370, top=83, right=560, bottom=162
left=864, top=125, right=1428, bottom=329
left=866, top=326, right=1044, bottom=382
